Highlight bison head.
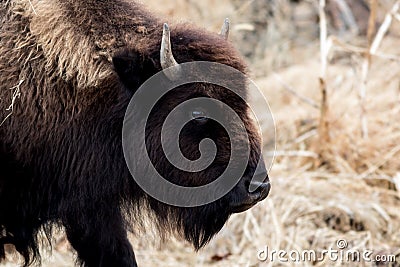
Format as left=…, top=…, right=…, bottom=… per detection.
left=113, top=21, right=270, bottom=249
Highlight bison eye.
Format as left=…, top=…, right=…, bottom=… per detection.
left=191, top=109, right=209, bottom=125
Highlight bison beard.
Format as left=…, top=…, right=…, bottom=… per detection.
left=0, top=0, right=270, bottom=266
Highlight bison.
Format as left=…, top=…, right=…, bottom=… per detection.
left=0, top=0, right=271, bottom=266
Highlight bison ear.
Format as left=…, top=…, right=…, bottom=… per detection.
left=112, top=53, right=145, bottom=91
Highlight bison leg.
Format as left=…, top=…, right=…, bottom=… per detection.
left=64, top=209, right=137, bottom=267
left=0, top=241, right=4, bottom=261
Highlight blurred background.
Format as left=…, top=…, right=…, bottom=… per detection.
left=3, top=0, right=400, bottom=266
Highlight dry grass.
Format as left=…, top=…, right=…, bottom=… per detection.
left=2, top=0, right=400, bottom=266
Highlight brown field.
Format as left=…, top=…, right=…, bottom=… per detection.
left=2, top=0, right=400, bottom=266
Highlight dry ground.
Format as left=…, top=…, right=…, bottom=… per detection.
left=2, top=0, right=400, bottom=266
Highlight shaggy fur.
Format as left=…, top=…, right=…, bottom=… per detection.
left=0, top=0, right=266, bottom=266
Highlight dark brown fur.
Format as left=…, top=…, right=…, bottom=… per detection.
left=0, top=1, right=266, bottom=266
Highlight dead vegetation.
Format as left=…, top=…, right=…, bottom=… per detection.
left=0, top=79, right=23, bottom=126
left=2, top=0, right=400, bottom=266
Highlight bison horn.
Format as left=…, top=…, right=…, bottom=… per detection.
left=220, top=18, right=230, bottom=40
left=160, top=23, right=182, bottom=81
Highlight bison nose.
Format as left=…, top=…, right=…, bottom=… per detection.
left=248, top=155, right=269, bottom=193
left=228, top=167, right=271, bottom=213
left=247, top=170, right=270, bottom=201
